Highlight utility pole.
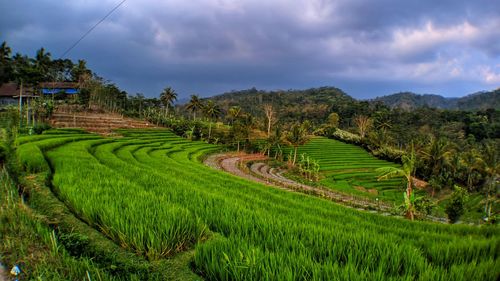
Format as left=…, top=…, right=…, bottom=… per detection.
left=19, top=80, right=23, bottom=127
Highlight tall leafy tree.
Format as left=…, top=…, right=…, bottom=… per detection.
left=132, top=93, right=146, bottom=117
left=227, top=106, right=241, bottom=125
left=71, top=59, right=92, bottom=83
left=0, top=41, right=11, bottom=61
left=264, top=126, right=284, bottom=158
left=11, top=53, right=39, bottom=86
left=460, top=149, right=484, bottom=191
left=327, top=112, right=340, bottom=128
left=159, top=87, right=178, bottom=117
left=0, top=41, right=12, bottom=83
left=354, top=115, right=373, bottom=139
left=286, top=122, right=310, bottom=165
left=34, top=47, right=52, bottom=81
left=186, top=94, right=203, bottom=120
left=203, top=100, right=221, bottom=140
left=421, top=137, right=453, bottom=196
left=230, top=113, right=253, bottom=152
left=50, top=58, right=74, bottom=81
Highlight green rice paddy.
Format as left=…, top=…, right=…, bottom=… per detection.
left=16, top=129, right=500, bottom=280
left=292, top=137, right=409, bottom=202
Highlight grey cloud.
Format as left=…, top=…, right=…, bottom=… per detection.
left=1, top=0, right=499, bottom=99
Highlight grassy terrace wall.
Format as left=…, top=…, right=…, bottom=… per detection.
left=290, top=137, right=410, bottom=202
left=15, top=129, right=500, bottom=280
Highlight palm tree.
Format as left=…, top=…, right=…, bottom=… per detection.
left=34, top=47, right=52, bottom=81
left=133, top=93, right=145, bottom=117
left=445, top=152, right=461, bottom=181
left=11, top=53, right=30, bottom=81
left=0, top=41, right=12, bottom=83
left=0, top=41, right=11, bottom=61
left=160, top=87, right=178, bottom=117
left=231, top=114, right=253, bottom=152
left=460, top=149, right=483, bottom=191
left=203, top=100, right=221, bottom=140
left=421, top=137, right=453, bottom=196
left=186, top=94, right=203, bottom=120
left=227, top=106, right=241, bottom=125
left=71, top=59, right=92, bottom=84
left=377, top=146, right=417, bottom=220
left=423, top=138, right=452, bottom=174
left=263, top=126, right=284, bottom=158
left=286, top=123, right=310, bottom=165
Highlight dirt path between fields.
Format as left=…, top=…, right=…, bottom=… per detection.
left=204, top=152, right=450, bottom=223
left=204, top=152, right=393, bottom=212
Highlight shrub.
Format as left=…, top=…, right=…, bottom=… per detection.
left=330, top=128, right=362, bottom=143
left=32, top=123, right=52, bottom=135
left=445, top=185, right=469, bottom=223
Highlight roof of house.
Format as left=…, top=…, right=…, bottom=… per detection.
left=0, top=82, right=34, bottom=97
left=39, top=82, right=79, bottom=89
left=1, top=81, right=79, bottom=97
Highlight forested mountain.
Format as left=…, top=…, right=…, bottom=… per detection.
left=206, top=87, right=364, bottom=127
left=372, top=92, right=458, bottom=110
left=456, top=89, right=500, bottom=110
left=207, top=88, right=499, bottom=119
left=204, top=87, right=500, bottom=130
left=372, top=89, right=500, bottom=110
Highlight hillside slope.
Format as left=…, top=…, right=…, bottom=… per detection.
left=372, top=89, right=499, bottom=110
left=205, top=87, right=499, bottom=118
left=50, top=112, right=155, bottom=133
left=206, top=87, right=358, bottom=125
left=456, top=89, right=500, bottom=110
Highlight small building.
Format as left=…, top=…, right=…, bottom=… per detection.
left=0, top=82, right=35, bottom=107
left=39, top=82, right=79, bottom=95
left=1, top=81, right=80, bottom=108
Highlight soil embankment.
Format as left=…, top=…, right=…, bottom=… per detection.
left=50, top=110, right=155, bottom=134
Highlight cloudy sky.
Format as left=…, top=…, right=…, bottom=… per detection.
left=1, top=0, right=499, bottom=99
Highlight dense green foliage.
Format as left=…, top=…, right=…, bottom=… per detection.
left=372, top=92, right=458, bottom=110
left=14, top=129, right=500, bottom=280
left=446, top=186, right=469, bottom=223
left=207, top=87, right=360, bottom=127
left=1, top=41, right=129, bottom=114
left=206, top=87, right=499, bottom=199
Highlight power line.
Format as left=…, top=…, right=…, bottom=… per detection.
left=60, top=0, right=127, bottom=59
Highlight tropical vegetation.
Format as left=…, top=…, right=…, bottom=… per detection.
left=5, top=128, right=499, bottom=280
left=1, top=41, right=499, bottom=280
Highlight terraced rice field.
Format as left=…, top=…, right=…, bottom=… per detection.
left=292, top=137, right=408, bottom=202
left=17, top=129, right=500, bottom=280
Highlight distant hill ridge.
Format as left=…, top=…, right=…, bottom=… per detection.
left=372, top=89, right=499, bottom=110
left=206, top=86, right=355, bottom=116
left=205, top=87, right=499, bottom=111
